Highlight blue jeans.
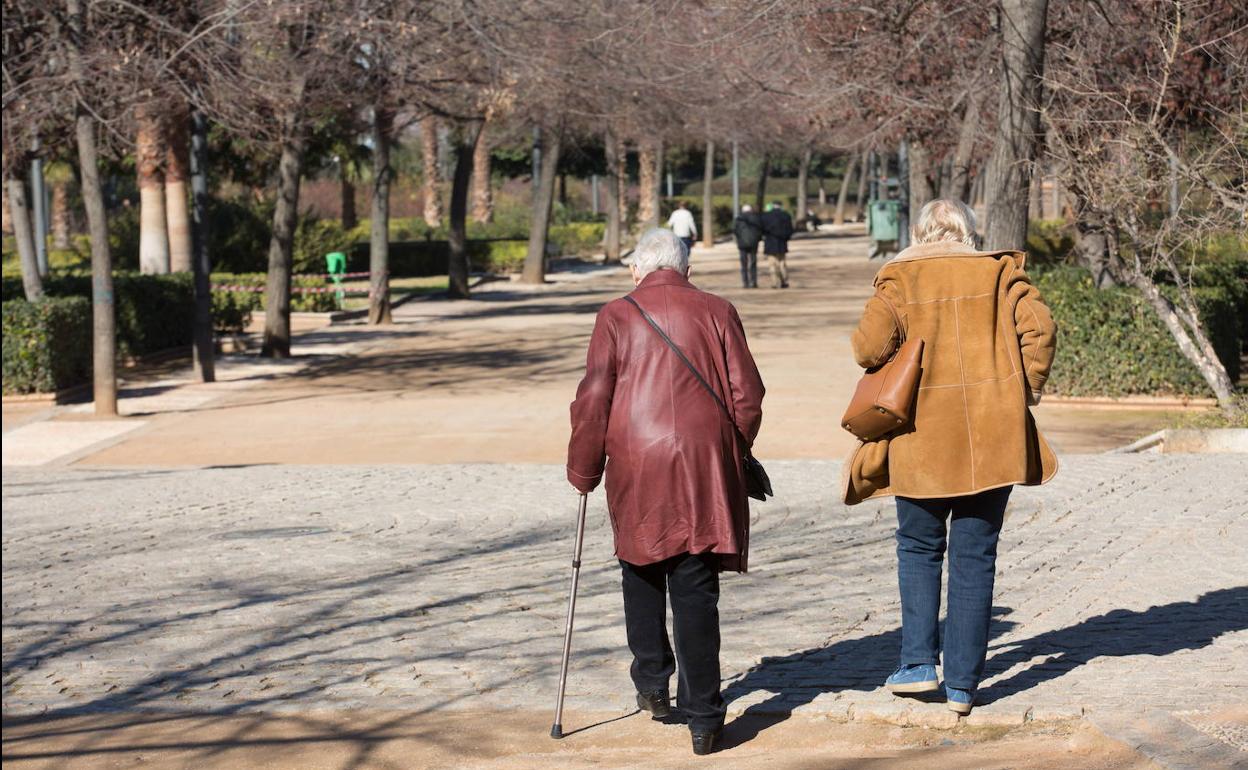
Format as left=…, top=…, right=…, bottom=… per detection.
left=895, top=486, right=1011, bottom=691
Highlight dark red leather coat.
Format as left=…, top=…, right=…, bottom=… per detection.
left=567, top=269, right=765, bottom=572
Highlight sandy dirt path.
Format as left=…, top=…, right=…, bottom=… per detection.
left=73, top=229, right=1160, bottom=466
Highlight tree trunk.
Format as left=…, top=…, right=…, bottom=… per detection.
left=340, top=171, right=357, bottom=230
left=650, top=139, right=663, bottom=227
left=165, top=104, right=192, bottom=272
left=603, top=126, right=622, bottom=262
left=136, top=102, right=169, bottom=274
left=67, top=0, right=116, bottom=415
left=522, top=127, right=562, bottom=284
left=984, top=0, right=1049, bottom=250
left=754, top=153, right=770, bottom=211
left=796, top=146, right=811, bottom=223
left=189, top=109, right=214, bottom=382
left=702, top=140, right=716, bottom=247
left=617, top=141, right=629, bottom=229
left=51, top=179, right=71, bottom=249
left=908, top=140, right=932, bottom=215
left=818, top=177, right=828, bottom=206
left=261, top=85, right=307, bottom=359
left=854, top=150, right=869, bottom=220
left=1029, top=158, right=1044, bottom=220
left=447, top=121, right=482, bottom=298
left=1131, top=270, right=1240, bottom=413
left=834, top=153, right=856, bottom=225
left=471, top=123, right=493, bottom=223
left=368, top=105, right=393, bottom=324
left=637, top=140, right=657, bottom=227
left=7, top=175, right=43, bottom=300
left=949, top=92, right=981, bottom=203
left=421, top=117, right=443, bottom=228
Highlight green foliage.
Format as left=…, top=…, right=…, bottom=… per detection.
left=1037, top=267, right=1241, bottom=398
left=1026, top=219, right=1076, bottom=266
left=2, top=297, right=92, bottom=394
left=549, top=222, right=605, bottom=255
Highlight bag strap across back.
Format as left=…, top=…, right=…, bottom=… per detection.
left=622, top=295, right=749, bottom=448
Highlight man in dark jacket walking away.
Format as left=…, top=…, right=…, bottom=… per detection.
left=761, top=201, right=795, bottom=288
left=733, top=204, right=763, bottom=288
left=567, top=228, right=765, bottom=756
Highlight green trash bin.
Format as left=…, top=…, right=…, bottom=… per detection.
left=868, top=200, right=901, bottom=243
left=325, top=252, right=348, bottom=309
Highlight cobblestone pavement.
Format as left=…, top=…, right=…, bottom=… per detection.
left=3, top=457, right=1246, bottom=741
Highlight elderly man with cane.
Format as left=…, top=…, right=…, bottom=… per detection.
left=560, top=228, right=765, bottom=755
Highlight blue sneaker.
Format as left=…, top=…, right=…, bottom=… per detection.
left=884, top=664, right=939, bottom=694
left=945, top=685, right=975, bottom=715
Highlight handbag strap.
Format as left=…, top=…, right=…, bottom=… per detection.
left=622, top=295, right=748, bottom=447
left=879, top=293, right=907, bottom=344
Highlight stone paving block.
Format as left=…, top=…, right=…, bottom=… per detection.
left=2, top=457, right=1246, bottom=730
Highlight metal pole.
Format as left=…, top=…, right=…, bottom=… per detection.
left=665, top=171, right=673, bottom=199
left=31, top=137, right=49, bottom=277
left=189, top=109, right=215, bottom=382
left=551, top=492, right=589, bottom=740
left=591, top=174, right=599, bottom=216
left=731, top=141, right=740, bottom=215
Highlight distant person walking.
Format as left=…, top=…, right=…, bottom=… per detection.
left=567, top=228, right=764, bottom=756
left=760, top=201, right=794, bottom=289
left=733, top=204, right=763, bottom=288
left=842, top=199, right=1058, bottom=716
left=667, top=200, right=698, bottom=255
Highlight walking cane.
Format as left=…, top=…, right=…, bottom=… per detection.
left=550, top=492, right=589, bottom=739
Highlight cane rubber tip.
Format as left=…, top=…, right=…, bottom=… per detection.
left=551, top=724, right=563, bottom=739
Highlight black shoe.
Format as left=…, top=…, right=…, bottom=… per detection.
left=691, top=727, right=722, bottom=756
left=636, top=690, right=671, bottom=718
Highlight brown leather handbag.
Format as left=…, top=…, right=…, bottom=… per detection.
left=841, top=297, right=924, bottom=441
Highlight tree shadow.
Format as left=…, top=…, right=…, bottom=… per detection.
left=719, top=607, right=1018, bottom=749
left=978, top=586, right=1248, bottom=704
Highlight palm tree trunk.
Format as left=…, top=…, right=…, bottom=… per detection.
left=421, top=117, right=443, bottom=228
left=136, top=102, right=169, bottom=274
left=368, top=105, right=393, bottom=324
left=603, top=126, right=621, bottom=262
left=261, top=78, right=307, bottom=359
left=6, top=175, right=43, bottom=300
left=471, top=122, right=493, bottom=223
left=51, top=180, right=71, bottom=249
left=522, top=127, right=561, bottom=284
left=834, top=153, right=856, bottom=225
left=702, top=140, right=715, bottom=247
left=165, top=104, right=193, bottom=272
left=984, top=0, right=1049, bottom=249
left=447, top=121, right=482, bottom=298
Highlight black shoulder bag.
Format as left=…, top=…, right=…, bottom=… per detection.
left=623, top=295, right=772, bottom=502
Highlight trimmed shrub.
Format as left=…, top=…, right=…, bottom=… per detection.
left=209, top=272, right=339, bottom=317
left=2, top=297, right=92, bottom=394
left=350, top=239, right=534, bottom=277
left=1037, top=267, right=1241, bottom=397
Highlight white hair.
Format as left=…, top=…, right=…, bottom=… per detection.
left=912, top=198, right=979, bottom=247
left=631, top=227, right=689, bottom=277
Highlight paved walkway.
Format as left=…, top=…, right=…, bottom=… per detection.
left=3, top=458, right=1245, bottom=740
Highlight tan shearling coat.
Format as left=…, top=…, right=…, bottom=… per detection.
left=842, top=241, right=1059, bottom=504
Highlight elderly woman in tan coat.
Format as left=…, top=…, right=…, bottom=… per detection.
left=843, top=199, right=1057, bottom=715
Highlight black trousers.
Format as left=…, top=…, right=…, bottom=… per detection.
left=738, top=248, right=758, bottom=287
left=620, top=552, right=724, bottom=731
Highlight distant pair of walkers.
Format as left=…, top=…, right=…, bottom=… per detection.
left=566, top=199, right=1058, bottom=755
left=732, top=202, right=794, bottom=288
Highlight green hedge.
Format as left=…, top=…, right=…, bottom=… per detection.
left=1038, top=267, right=1241, bottom=397
left=2, top=297, right=92, bottom=394
left=1, top=274, right=194, bottom=359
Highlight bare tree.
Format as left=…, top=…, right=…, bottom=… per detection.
left=983, top=0, right=1049, bottom=249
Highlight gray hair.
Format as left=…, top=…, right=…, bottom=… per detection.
left=631, top=227, right=689, bottom=277
left=911, top=198, right=979, bottom=247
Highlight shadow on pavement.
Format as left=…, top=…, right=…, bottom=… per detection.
left=979, top=586, right=1248, bottom=704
